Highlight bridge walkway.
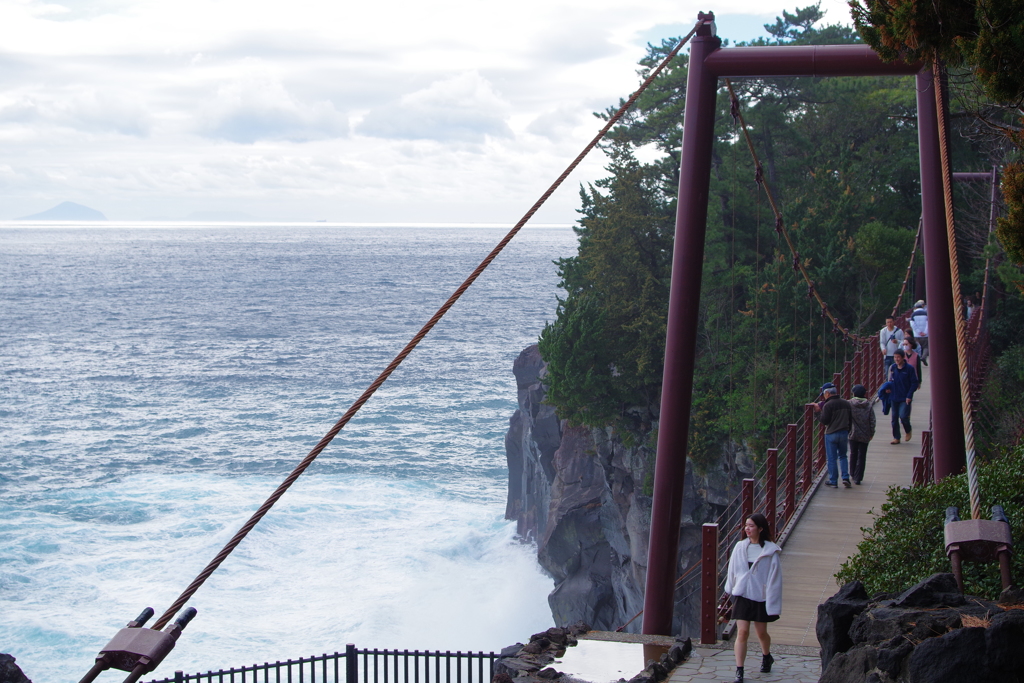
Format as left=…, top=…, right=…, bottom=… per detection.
left=771, top=364, right=930, bottom=647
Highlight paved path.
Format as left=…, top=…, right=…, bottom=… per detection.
left=668, top=644, right=820, bottom=683
left=770, top=364, right=930, bottom=648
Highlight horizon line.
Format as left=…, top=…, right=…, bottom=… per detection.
left=0, top=220, right=576, bottom=229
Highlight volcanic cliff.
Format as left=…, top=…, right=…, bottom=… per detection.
left=504, top=344, right=752, bottom=635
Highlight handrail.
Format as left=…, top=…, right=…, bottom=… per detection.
left=143, top=645, right=498, bottom=683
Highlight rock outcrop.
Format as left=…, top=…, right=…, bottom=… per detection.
left=0, top=655, right=32, bottom=683
left=504, top=345, right=751, bottom=634
left=817, top=573, right=1024, bottom=683
left=493, top=625, right=692, bottom=683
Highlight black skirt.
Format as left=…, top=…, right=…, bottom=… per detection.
left=733, top=595, right=779, bottom=623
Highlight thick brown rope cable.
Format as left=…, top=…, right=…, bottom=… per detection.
left=932, top=66, right=981, bottom=520
left=726, top=80, right=921, bottom=343
left=724, top=80, right=851, bottom=338
left=150, top=23, right=702, bottom=632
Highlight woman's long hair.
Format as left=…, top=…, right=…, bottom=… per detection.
left=749, top=513, right=772, bottom=547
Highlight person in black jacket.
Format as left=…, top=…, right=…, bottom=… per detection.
left=812, top=382, right=853, bottom=488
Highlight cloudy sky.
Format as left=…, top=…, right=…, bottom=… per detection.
left=0, top=0, right=856, bottom=222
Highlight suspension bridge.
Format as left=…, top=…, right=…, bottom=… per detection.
left=67, top=11, right=1018, bottom=683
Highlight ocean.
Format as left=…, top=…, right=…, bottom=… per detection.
left=0, top=223, right=577, bottom=681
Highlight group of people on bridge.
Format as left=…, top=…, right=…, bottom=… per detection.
left=720, top=302, right=931, bottom=682
left=811, top=301, right=928, bottom=489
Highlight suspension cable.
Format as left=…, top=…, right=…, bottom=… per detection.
left=891, top=218, right=923, bottom=318
left=149, top=23, right=703, bottom=632
left=932, top=66, right=982, bottom=520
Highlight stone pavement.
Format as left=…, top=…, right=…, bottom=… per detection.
left=668, top=643, right=820, bottom=683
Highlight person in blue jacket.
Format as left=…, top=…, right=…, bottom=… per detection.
left=887, top=349, right=919, bottom=444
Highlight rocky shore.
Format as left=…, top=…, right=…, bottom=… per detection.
left=504, top=345, right=752, bottom=634
left=0, top=655, right=31, bottom=683
left=493, top=624, right=692, bottom=683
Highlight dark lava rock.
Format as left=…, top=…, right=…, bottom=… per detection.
left=875, top=638, right=913, bottom=679
left=817, top=575, right=1024, bottom=683
left=667, top=637, right=692, bottom=666
left=492, top=674, right=514, bottom=683
left=986, top=609, right=1024, bottom=675
left=0, top=656, right=31, bottom=683
left=893, top=573, right=965, bottom=608
left=907, top=626, right=1002, bottom=683
left=998, top=585, right=1024, bottom=605
left=819, top=645, right=877, bottom=683
left=522, top=639, right=549, bottom=654
left=499, top=643, right=523, bottom=657
left=536, top=668, right=561, bottom=679
left=817, top=580, right=871, bottom=669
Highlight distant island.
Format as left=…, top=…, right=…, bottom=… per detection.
left=18, top=201, right=107, bottom=221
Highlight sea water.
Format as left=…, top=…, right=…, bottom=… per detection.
left=0, top=224, right=576, bottom=680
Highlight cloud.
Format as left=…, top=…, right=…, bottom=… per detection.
left=197, top=68, right=348, bottom=143
left=0, top=88, right=151, bottom=136
left=357, top=71, right=513, bottom=143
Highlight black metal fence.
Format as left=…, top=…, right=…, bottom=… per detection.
left=143, top=645, right=498, bottom=683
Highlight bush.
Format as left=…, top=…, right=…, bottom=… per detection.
left=835, top=445, right=1024, bottom=599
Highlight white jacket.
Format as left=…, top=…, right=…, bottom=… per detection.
left=724, top=539, right=783, bottom=616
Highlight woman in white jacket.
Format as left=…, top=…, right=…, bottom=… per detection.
left=723, top=513, right=782, bottom=683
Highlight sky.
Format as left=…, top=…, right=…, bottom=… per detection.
left=0, top=0, right=858, bottom=222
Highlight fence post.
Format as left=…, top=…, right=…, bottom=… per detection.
left=741, top=478, right=754, bottom=528
left=832, top=371, right=842, bottom=397
left=785, top=425, right=797, bottom=526
left=700, top=523, right=719, bottom=645
left=912, top=456, right=924, bottom=486
left=843, top=361, right=853, bottom=397
left=803, top=404, right=815, bottom=495
left=346, top=644, right=357, bottom=683
left=765, top=449, right=778, bottom=535
left=175, top=673, right=184, bottom=683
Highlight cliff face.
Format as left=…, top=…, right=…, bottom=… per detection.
left=505, top=344, right=751, bottom=635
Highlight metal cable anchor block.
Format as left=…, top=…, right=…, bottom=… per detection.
left=79, top=606, right=198, bottom=683
left=944, top=506, right=1013, bottom=594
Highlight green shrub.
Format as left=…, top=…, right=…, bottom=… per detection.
left=835, top=445, right=1024, bottom=598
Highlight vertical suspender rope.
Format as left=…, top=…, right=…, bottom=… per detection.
left=932, top=66, right=982, bottom=520
left=148, top=23, right=702, bottom=632
left=891, top=218, right=923, bottom=318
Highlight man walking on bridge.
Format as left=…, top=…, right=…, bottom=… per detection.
left=813, top=382, right=852, bottom=488
left=879, top=316, right=904, bottom=374
left=887, top=349, right=919, bottom=444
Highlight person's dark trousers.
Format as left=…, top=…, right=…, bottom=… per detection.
left=884, top=355, right=894, bottom=375
left=849, top=440, right=868, bottom=483
left=918, top=337, right=929, bottom=364
left=891, top=401, right=912, bottom=440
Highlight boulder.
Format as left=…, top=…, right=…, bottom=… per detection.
left=893, top=573, right=964, bottom=608
left=907, top=626, right=1002, bottom=683
left=985, top=609, right=1024, bottom=675
left=816, top=580, right=871, bottom=669
left=0, top=657, right=31, bottom=683
left=819, top=645, right=877, bottom=683
left=818, top=576, right=1022, bottom=683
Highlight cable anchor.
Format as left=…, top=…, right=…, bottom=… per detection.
left=78, top=607, right=198, bottom=683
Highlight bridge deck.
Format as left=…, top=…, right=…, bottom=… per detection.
left=771, top=365, right=930, bottom=647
